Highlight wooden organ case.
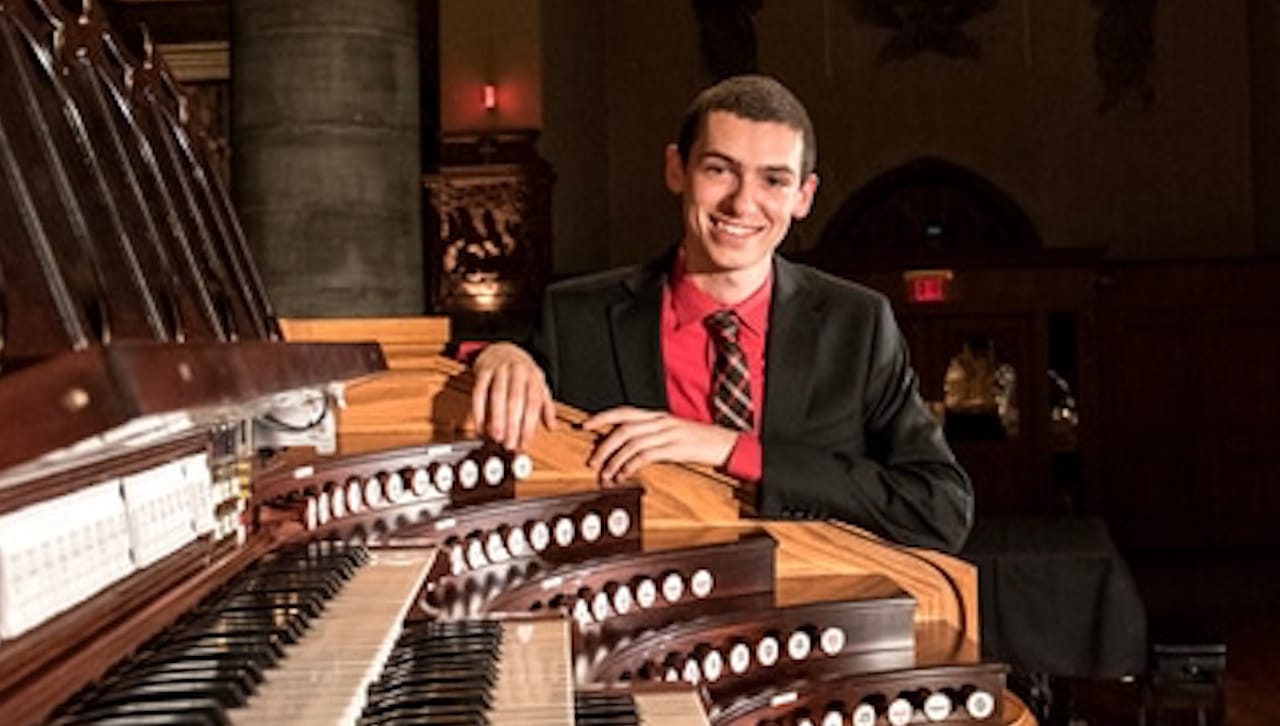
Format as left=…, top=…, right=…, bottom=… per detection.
left=0, top=2, right=1032, bottom=724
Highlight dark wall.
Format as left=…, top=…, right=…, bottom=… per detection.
left=1092, top=260, right=1280, bottom=550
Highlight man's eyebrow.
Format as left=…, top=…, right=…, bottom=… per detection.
left=696, top=149, right=740, bottom=166
left=697, top=150, right=797, bottom=176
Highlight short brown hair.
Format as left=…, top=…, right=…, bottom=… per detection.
left=676, top=74, right=817, bottom=177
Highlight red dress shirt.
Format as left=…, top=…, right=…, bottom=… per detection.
left=661, top=261, right=770, bottom=482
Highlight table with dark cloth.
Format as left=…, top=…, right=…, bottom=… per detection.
left=961, top=515, right=1148, bottom=679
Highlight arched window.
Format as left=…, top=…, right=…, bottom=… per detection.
left=808, top=157, right=1041, bottom=271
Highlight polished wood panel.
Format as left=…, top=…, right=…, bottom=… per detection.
left=279, top=317, right=451, bottom=369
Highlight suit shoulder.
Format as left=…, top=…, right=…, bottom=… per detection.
left=547, top=264, right=647, bottom=301
left=785, top=260, right=890, bottom=311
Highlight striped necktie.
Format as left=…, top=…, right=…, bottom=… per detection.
left=705, top=310, right=754, bottom=432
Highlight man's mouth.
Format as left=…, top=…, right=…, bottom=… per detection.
left=711, top=217, right=763, bottom=238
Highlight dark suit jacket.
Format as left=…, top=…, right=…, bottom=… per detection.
left=530, top=252, right=973, bottom=552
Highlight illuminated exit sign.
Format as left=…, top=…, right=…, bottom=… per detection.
left=903, top=269, right=954, bottom=303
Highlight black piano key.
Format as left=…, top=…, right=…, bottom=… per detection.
left=192, top=598, right=322, bottom=621
left=207, top=586, right=334, bottom=609
left=359, top=705, right=490, bottom=726
left=178, top=606, right=310, bottom=631
left=366, top=706, right=494, bottom=726
left=379, top=646, right=498, bottom=672
left=366, top=716, right=488, bottom=726
left=68, top=680, right=248, bottom=709
left=56, top=717, right=223, bottom=726
left=134, top=641, right=282, bottom=670
left=109, top=655, right=268, bottom=686
left=188, top=608, right=310, bottom=631
left=149, top=630, right=287, bottom=654
left=52, top=544, right=371, bottom=724
left=381, top=647, right=499, bottom=667
left=367, top=666, right=497, bottom=695
left=358, top=617, right=505, bottom=726
left=94, top=668, right=254, bottom=699
left=229, top=575, right=345, bottom=600
left=575, top=691, right=642, bottom=726
left=159, top=620, right=303, bottom=646
left=58, top=659, right=260, bottom=715
left=49, top=697, right=231, bottom=726
left=365, top=683, right=494, bottom=706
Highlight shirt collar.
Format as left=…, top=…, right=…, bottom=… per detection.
left=668, top=251, right=772, bottom=337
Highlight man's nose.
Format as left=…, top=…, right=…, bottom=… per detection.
left=720, top=178, right=752, bottom=215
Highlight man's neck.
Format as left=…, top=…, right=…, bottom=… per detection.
left=680, top=256, right=774, bottom=306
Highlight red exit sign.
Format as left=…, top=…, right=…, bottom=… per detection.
left=903, top=269, right=954, bottom=303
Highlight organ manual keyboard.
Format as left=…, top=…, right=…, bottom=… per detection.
left=0, top=0, right=1034, bottom=723
left=0, top=0, right=391, bottom=721
left=279, top=346, right=1036, bottom=726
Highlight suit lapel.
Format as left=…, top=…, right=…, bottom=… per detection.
left=764, top=257, right=822, bottom=438
left=608, top=261, right=668, bottom=410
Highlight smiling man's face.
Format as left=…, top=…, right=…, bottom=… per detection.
left=666, top=110, right=818, bottom=286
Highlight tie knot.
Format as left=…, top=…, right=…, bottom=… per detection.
left=705, top=310, right=741, bottom=343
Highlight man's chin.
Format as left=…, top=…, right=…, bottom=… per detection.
left=705, top=235, right=763, bottom=262
left=684, top=238, right=773, bottom=275
left=704, top=252, right=768, bottom=276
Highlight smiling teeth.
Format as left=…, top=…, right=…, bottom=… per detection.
left=716, top=220, right=757, bottom=236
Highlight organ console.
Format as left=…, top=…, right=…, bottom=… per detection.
left=0, top=1, right=1034, bottom=723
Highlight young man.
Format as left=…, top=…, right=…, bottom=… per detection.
left=470, top=75, right=972, bottom=552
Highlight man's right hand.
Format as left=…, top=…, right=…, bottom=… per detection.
left=470, top=342, right=557, bottom=451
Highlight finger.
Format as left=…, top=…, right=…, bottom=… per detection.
left=616, top=442, right=665, bottom=479
left=583, top=406, right=645, bottom=430
left=521, top=385, right=546, bottom=450
left=471, top=367, right=494, bottom=435
left=581, top=410, right=618, bottom=432
left=603, top=441, right=656, bottom=483
left=504, top=367, right=528, bottom=451
left=588, top=415, right=674, bottom=473
left=540, top=387, right=558, bottom=432
left=587, top=423, right=633, bottom=473
left=621, top=430, right=685, bottom=479
left=601, top=429, right=672, bottom=482
left=513, top=385, right=538, bottom=452
left=583, top=406, right=660, bottom=431
left=488, top=367, right=510, bottom=443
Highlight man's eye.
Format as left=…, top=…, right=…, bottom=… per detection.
left=765, top=176, right=789, bottom=188
left=704, top=164, right=727, bottom=175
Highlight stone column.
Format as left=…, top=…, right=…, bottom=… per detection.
left=1251, top=0, right=1280, bottom=252
left=232, top=0, right=421, bottom=316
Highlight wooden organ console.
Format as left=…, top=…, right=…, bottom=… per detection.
left=0, top=1, right=1034, bottom=724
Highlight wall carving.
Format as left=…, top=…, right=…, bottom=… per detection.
left=848, top=0, right=997, bottom=61
left=424, top=131, right=553, bottom=316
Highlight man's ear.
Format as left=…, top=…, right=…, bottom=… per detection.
left=664, top=144, right=686, bottom=194
left=792, top=172, right=820, bottom=220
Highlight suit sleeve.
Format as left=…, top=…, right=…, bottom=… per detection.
left=527, top=286, right=561, bottom=393
left=756, top=299, right=974, bottom=553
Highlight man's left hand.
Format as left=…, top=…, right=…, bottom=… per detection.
left=582, top=407, right=739, bottom=484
